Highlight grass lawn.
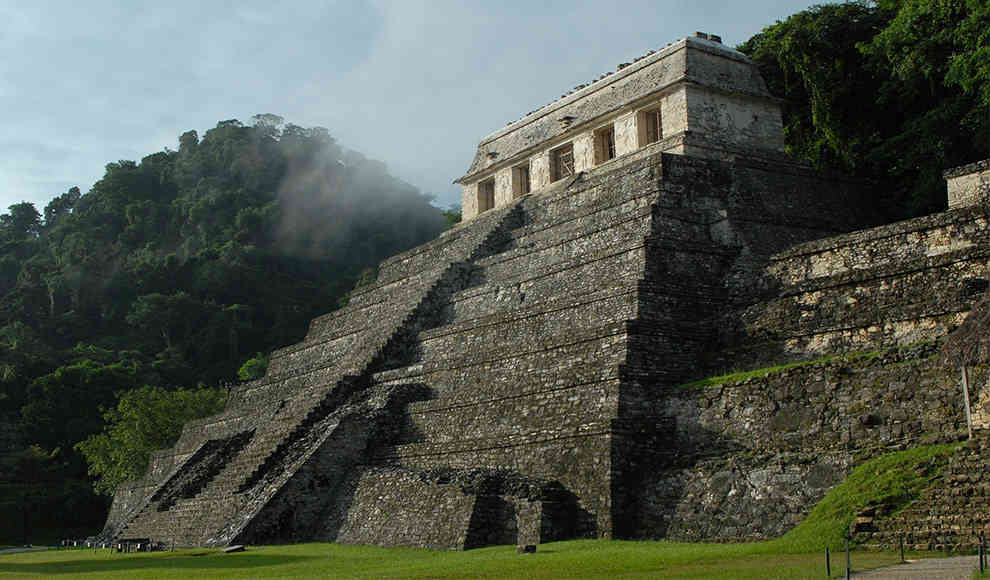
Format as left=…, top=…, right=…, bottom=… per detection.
left=0, top=540, right=923, bottom=579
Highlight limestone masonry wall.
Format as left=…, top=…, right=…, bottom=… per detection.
left=458, top=36, right=787, bottom=221
left=639, top=344, right=978, bottom=541
left=947, top=159, right=990, bottom=209
left=715, top=206, right=990, bottom=375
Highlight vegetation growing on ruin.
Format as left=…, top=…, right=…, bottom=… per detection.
left=768, top=443, right=960, bottom=552
left=679, top=341, right=938, bottom=390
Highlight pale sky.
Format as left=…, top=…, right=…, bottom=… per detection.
left=0, top=0, right=817, bottom=214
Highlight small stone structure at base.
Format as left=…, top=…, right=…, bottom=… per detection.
left=96, top=33, right=990, bottom=550
left=946, top=159, right=990, bottom=210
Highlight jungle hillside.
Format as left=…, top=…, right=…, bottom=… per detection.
left=0, top=115, right=455, bottom=541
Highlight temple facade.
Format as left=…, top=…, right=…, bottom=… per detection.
left=457, top=33, right=785, bottom=220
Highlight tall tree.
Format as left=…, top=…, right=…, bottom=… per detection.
left=75, top=385, right=226, bottom=495
left=740, top=0, right=990, bottom=218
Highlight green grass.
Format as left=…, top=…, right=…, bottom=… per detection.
left=0, top=444, right=960, bottom=578
left=680, top=340, right=939, bottom=390
left=679, top=352, right=876, bottom=389
left=0, top=541, right=920, bottom=579
left=769, top=443, right=961, bottom=552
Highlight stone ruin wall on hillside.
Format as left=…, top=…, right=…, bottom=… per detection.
left=637, top=193, right=990, bottom=540
left=947, top=159, right=990, bottom=210
left=98, top=31, right=990, bottom=550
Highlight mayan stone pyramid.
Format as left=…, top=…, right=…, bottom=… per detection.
left=98, top=34, right=990, bottom=550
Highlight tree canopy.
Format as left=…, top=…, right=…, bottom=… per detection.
left=739, top=0, right=990, bottom=218
left=0, top=116, right=448, bottom=540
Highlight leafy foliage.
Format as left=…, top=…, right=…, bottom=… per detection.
left=237, top=353, right=269, bottom=381
left=0, top=115, right=448, bottom=537
left=739, top=0, right=990, bottom=219
left=75, top=385, right=227, bottom=495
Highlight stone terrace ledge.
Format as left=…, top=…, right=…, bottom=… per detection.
left=771, top=203, right=989, bottom=261
left=945, top=158, right=990, bottom=210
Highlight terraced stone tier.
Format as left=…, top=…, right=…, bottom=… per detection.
left=857, top=435, right=990, bottom=551
left=327, top=466, right=587, bottom=549
left=707, top=206, right=990, bottom=377
left=99, top=201, right=526, bottom=547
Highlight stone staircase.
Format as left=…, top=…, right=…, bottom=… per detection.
left=358, top=155, right=716, bottom=539
left=102, top=201, right=527, bottom=547
left=856, top=435, right=990, bottom=551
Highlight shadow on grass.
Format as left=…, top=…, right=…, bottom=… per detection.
left=0, top=553, right=315, bottom=576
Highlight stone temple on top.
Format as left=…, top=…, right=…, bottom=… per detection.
left=457, top=33, right=785, bottom=221
left=97, top=33, right=990, bottom=552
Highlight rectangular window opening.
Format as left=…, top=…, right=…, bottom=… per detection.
left=639, top=108, right=662, bottom=147
left=550, top=143, right=575, bottom=182
left=594, top=125, right=616, bottom=165
left=512, top=163, right=531, bottom=197
left=478, top=178, right=495, bottom=213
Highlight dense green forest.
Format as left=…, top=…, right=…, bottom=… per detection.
left=0, top=115, right=453, bottom=541
left=0, top=0, right=987, bottom=545
left=739, top=0, right=989, bottom=218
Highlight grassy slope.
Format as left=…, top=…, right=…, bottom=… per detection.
left=770, top=443, right=961, bottom=552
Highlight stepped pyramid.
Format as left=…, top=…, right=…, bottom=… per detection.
left=101, top=149, right=864, bottom=548
left=99, top=34, right=990, bottom=549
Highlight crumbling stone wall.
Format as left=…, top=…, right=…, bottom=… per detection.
left=635, top=344, right=975, bottom=541
left=709, top=205, right=990, bottom=377
left=946, top=159, right=990, bottom=209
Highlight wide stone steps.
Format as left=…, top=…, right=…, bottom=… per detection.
left=429, top=281, right=638, bottom=339
left=502, top=198, right=655, bottom=258
left=116, top=365, right=368, bottom=543
left=417, top=321, right=628, bottom=376
left=856, top=437, right=990, bottom=551
left=295, top=299, right=385, bottom=344
left=265, top=330, right=362, bottom=380
left=346, top=266, right=450, bottom=311
left=119, top=384, right=359, bottom=543
left=475, top=219, right=651, bottom=280
left=454, top=247, right=646, bottom=320
left=219, top=383, right=364, bottom=490
left=397, top=381, right=619, bottom=445
left=104, top=198, right=531, bottom=547
left=418, top=297, right=637, bottom=364
left=374, top=419, right=616, bottom=466
left=373, top=202, right=522, bottom=285
left=516, top=155, right=661, bottom=227
left=375, top=340, right=625, bottom=407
